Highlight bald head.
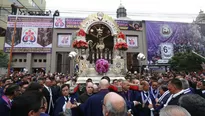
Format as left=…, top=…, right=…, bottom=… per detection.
left=103, top=92, right=127, bottom=116
left=99, top=79, right=109, bottom=89
left=160, top=105, right=191, bottom=116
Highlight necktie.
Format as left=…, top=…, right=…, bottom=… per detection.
left=66, top=96, right=69, bottom=102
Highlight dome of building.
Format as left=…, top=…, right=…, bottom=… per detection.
left=116, top=3, right=127, bottom=18
left=195, top=10, right=205, bottom=23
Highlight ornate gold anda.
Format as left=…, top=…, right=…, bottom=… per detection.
left=79, top=12, right=120, bottom=36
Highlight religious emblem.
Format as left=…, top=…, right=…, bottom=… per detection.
left=97, top=12, right=104, bottom=21
left=160, top=24, right=172, bottom=38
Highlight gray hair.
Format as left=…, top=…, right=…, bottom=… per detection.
left=105, top=101, right=127, bottom=116
left=160, top=105, right=191, bottom=116
left=180, top=79, right=190, bottom=89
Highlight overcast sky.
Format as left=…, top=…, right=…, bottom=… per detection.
left=46, top=0, right=205, bottom=22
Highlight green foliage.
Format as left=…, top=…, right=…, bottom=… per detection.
left=0, top=51, right=9, bottom=68
left=169, top=52, right=205, bottom=72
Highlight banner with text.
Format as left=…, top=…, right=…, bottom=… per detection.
left=54, top=17, right=143, bottom=31
left=146, top=21, right=205, bottom=64
left=5, top=15, right=53, bottom=53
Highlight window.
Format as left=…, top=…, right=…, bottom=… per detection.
left=13, top=59, right=17, bottom=62
left=19, top=59, right=22, bottom=62
left=34, top=59, right=37, bottom=62
left=24, top=59, right=27, bottom=62
left=39, top=59, right=42, bottom=62
left=43, top=59, right=46, bottom=62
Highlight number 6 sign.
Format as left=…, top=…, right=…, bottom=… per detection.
left=160, top=43, right=173, bottom=60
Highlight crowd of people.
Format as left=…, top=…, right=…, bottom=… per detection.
left=1, top=71, right=205, bottom=116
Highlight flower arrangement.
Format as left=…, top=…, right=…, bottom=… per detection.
left=95, top=59, right=109, bottom=74
left=115, top=32, right=128, bottom=51
left=72, top=40, right=88, bottom=49
left=77, top=29, right=86, bottom=37
left=114, top=42, right=128, bottom=50
left=117, top=32, right=125, bottom=39
left=72, top=29, right=88, bottom=49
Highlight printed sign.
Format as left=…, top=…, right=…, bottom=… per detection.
left=5, top=15, right=53, bottom=53
left=57, top=34, right=71, bottom=47
left=126, top=36, right=138, bottom=47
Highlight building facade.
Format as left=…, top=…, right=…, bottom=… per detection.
left=0, top=0, right=46, bottom=51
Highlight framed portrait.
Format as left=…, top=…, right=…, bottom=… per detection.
left=57, top=34, right=71, bottom=47
left=126, top=36, right=138, bottom=47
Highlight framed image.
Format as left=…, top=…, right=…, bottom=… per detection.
left=126, top=36, right=138, bottom=47
left=57, top=34, right=71, bottom=47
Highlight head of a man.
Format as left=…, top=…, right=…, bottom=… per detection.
left=160, top=105, right=190, bottom=116
left=3, top=78, right=13, bottom=86
left=179, top=94, right=205, bottom=116
left=179, top=79, right=190, bottom=89
left=101, top=76, right=111, bottom=84
left=26, top=82, right=43, bottom=92
left=159, top=84, right=168, bottom=96
left=99, top=79, right=109, bottom=90
left=61, top=84, right=70, bottom=97
left=86, top=82, right=93, bottom=95
left=11, top=91, right=43, bottom=116
left=168, top=79, right=183, bottom=94
left=102, top=92, right=127, bottom=116
left=93, top=84, right=99, bottom=93
left=141, top=81, right=150, bottom=91
left=151, top=81, right=158, bottom=90
left=122, top=80, right=130, bottom=91
left=112, top=79, right=118, bottom=86
left=20, top=81, right=29, bottom=93
left=45, top=77, right=52, bottom=87
left=5, top=84, right=21, bottom=99
left=132, top=79, right=140, bottom=85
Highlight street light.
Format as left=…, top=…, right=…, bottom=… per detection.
left=137, top=53, right=146, bottom=74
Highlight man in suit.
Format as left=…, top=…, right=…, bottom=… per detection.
left=81, top=79, right=110, bottom=116
left=11, top=91, right=44, bottom=116
left=42, top=77, right=54, bottom=115
left=0, top=84, right=21, bottom=116
left=138, top=81, right=156, bottom=116
left=78, top=82, right=94, bottom=103
left=164, top=78, right=184, bottom=106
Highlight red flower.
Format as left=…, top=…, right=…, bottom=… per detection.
left=77, top=29, right=86, bottom=37
left=117, top=32, right=125, bottom=40
left=72, top=40, right=88, bottom=49
left=114, top=42, right=128, bottom=51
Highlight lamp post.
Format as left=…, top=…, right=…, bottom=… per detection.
left=137, top=53, right=146, bottom=75
left=7, top=11, right=18, bottom=77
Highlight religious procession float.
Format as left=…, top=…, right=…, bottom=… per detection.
left=70, top=12, right=129, bottom=83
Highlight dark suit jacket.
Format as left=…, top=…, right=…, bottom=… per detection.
left=42, top=87, right=54, bottom=115
left=81, top=89, right=109, bottom=116
left=51, top=85, right=60, bottom=103
left=168, top=93, right=184, bottom=106
left=0, top=96, right=11, bottom=116
left=53, top=96, right=78, bottom=116
left=78, top=92, right=92, bottom=103
left=138, top=91, right=156, bottom=116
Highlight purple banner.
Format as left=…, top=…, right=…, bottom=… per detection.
left=146, top=21, right=205, bottom=64
left=55, top=17, right=143, bottom=31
